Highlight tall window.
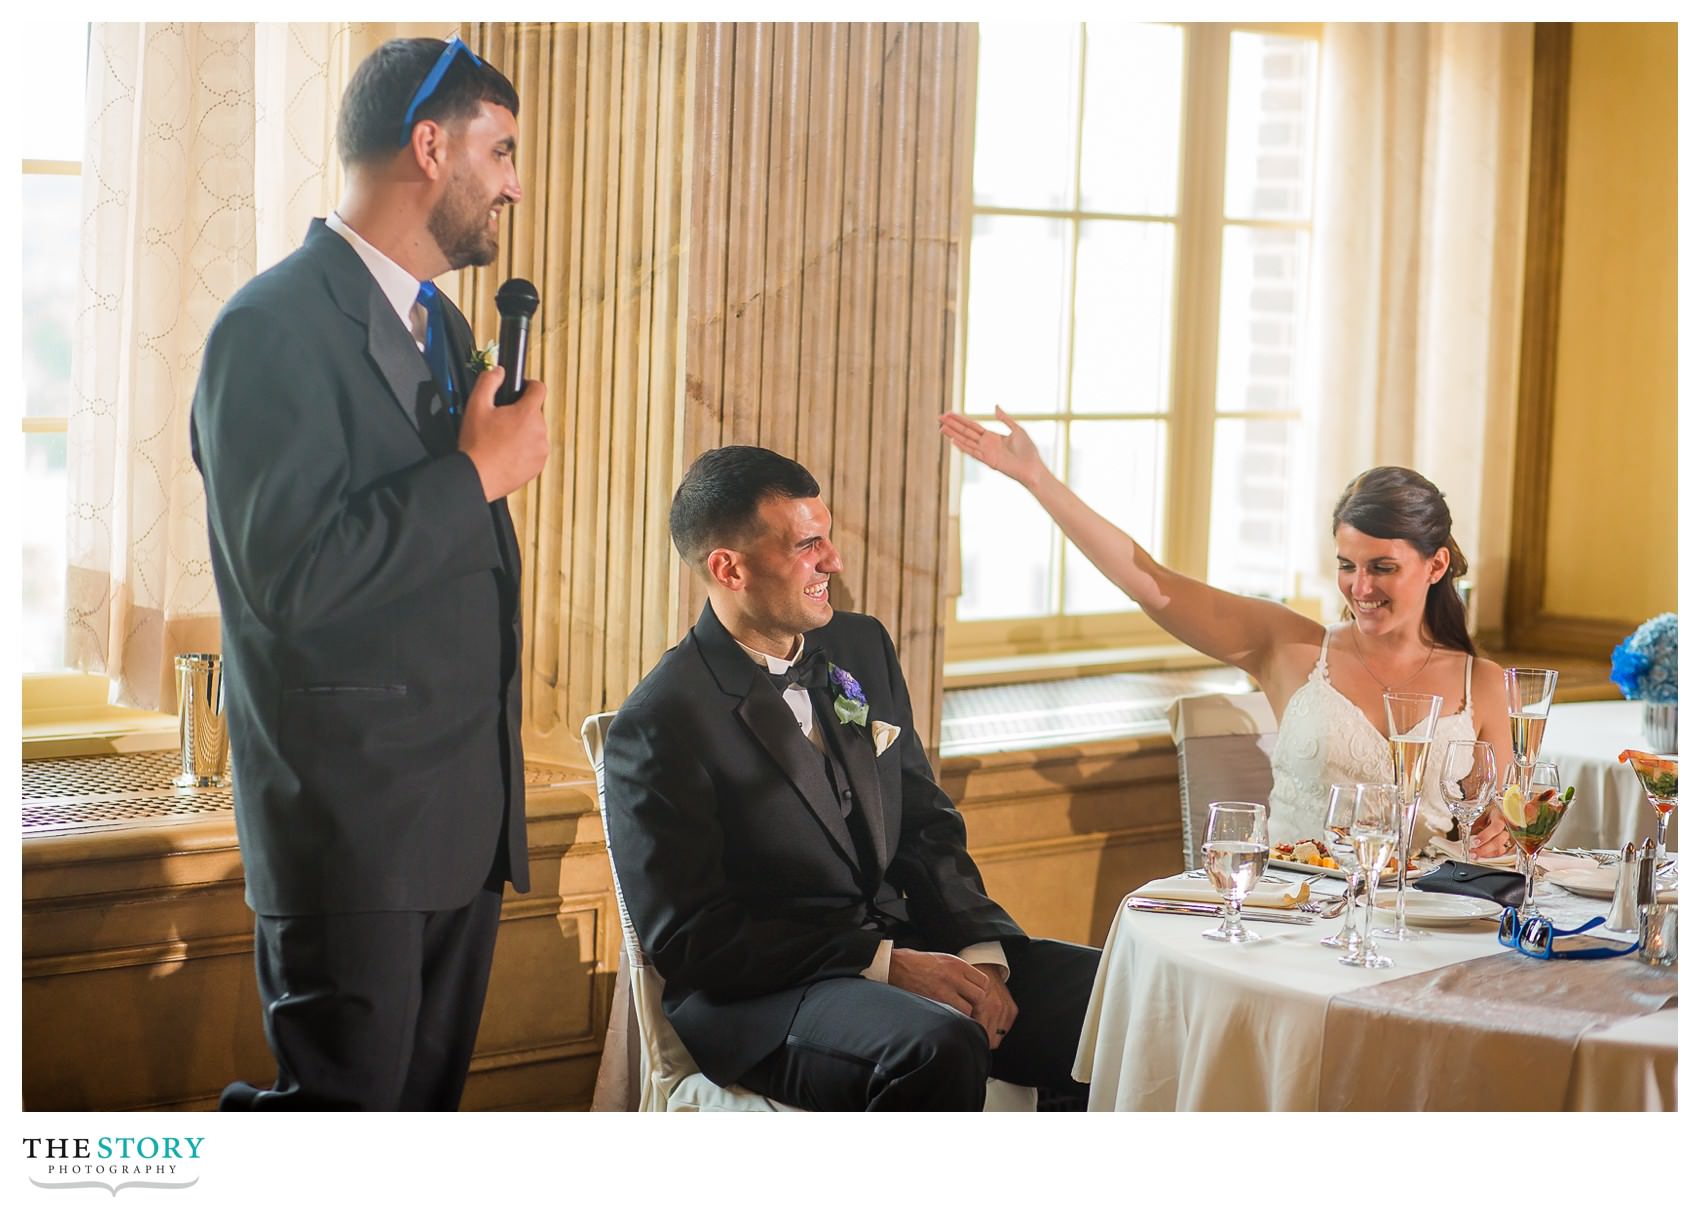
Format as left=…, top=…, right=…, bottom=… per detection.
left=21, top=25, right=90, bottom=674
left=952, top=22, right=1320, bottom=661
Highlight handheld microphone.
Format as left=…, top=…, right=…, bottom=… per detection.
left=494, top=278, right=540, bottom=405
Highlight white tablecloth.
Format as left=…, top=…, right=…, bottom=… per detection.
left=1072, top=872, right=1676, bottom=1111
left=1544, top=699, right=1677, bottom=851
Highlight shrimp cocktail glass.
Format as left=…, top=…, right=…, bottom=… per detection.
left=1619, top=749, right=1677, bottom=870
left=1501, top=778, right=1573, bottom=914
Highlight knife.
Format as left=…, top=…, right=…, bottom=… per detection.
left=1125, top=896, right=1315, bottom=925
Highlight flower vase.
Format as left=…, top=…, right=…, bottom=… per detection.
left=1643, top=702, right=1678, bottom=754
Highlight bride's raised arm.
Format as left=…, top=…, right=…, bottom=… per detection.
left=941, top=407, right=1318, bottom=683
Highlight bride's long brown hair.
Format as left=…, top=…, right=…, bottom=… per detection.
left=1332, top=466, right=1474, bottom=656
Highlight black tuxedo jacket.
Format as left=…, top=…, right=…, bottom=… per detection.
left=602, top=603, right=1023, bottom=1084
left=190, top=219, right=528, bottom=916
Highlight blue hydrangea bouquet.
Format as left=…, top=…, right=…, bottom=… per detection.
left=1612, top=612, right=1678, bottom=752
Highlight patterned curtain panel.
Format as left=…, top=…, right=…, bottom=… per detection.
left=65, top=21, right=436, bottom=709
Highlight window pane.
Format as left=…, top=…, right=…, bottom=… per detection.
left=23, top=173, right=82, bottom=418
left=1062, top=420, right=1166, bottom=614
left=957, top=422, right=1060, bottom=621
left=973, top=23, right=1079, bottom=210
left=1206, top=417, right=1301, bottom=600
left=18, top=22, right=87, bottom=161
left=1071, top=219, right=1174, bottom=414
left=1222, top=32, right=1318, bottom=222
left=23, top=432, right=69, bottom=673
left=1079, top=22, right=1183, bottom=216
left=1214, top=226, right=1309, bottom=414
left=963, top=214, right=1069, bottom=413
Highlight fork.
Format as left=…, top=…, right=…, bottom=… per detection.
left=1181, top=868, right=1291, bottom=887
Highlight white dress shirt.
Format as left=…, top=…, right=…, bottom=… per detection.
left=734, top=634, right=1008, bottom=983
left=325, top=211, right=430, bottom=352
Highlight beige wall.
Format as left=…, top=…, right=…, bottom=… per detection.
left=1542, top=23, right=1677, bottom=621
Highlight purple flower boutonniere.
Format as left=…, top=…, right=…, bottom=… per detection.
left=828, top=664, right=869, bottom=728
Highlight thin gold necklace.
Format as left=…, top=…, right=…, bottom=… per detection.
left=1350, top=623, right=1435, bottom=693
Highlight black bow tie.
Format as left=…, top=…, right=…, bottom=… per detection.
left=766, top=647, right=831, bottom=694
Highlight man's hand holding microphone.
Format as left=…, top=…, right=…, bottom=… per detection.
left=459, top=276, right=548, bottom=502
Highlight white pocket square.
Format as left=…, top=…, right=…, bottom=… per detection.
left=871, top=720, right=901, bottom=757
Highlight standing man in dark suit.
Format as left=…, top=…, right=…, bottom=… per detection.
left=602, top=447, right=1100, bottom=1111
left=190, top=36, right=549, bottom=1111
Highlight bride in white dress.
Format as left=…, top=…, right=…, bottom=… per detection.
left=941, top=408, right=1514, bottom=856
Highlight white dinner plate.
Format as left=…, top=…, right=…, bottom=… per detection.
left=1545, top=867, right=1678, bottom=903
left=1370, top=890, right=1500, bottom=926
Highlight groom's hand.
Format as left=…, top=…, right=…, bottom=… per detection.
left=459, top=366, right=549, bottom=501
left=887, top=951, right=1018, bottom=1051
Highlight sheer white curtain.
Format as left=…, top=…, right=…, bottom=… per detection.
left=1302, top=23, right=1533, bottom=637
left=65, top=22, right=436, bottom=708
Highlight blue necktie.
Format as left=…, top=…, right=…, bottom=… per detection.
left=416, top=281, right=458, bottom=414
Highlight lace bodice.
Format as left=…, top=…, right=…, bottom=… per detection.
left=1267, top=624, right=1476, bottom=850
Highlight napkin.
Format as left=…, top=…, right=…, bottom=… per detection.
left=1135, top=875, right=1312, bottom=909
left=1411, top=860, right=1525, bottom=907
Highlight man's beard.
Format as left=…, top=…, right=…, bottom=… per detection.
left=428, top=169, right=499, bottom=270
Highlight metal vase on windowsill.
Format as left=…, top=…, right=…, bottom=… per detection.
left=1643, top=702, right=1678, bottom=755
left=174, top=653, right=230, bottom=787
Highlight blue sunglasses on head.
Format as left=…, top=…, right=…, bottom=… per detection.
left=399, top=35, right=486, bottom=146
left=1497, top=905, right=1639, bottom=960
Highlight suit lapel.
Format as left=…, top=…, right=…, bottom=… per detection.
left=815, top=690, right=889, bottom=876
left=311, top=220, right=454, bottom=454
left=693, top=606, right=860, bottom=869
left=736, top=689, right=859, bottom=866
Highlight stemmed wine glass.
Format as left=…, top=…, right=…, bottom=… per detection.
left=1505, top=759, right=1568, bottom=914
left=1201, top=801, right=1270, bottom=943
left=1340, top=783, right=1398, bottom=970
left=1503, top=667, right=1559, bottom=793
left=1319, top=784, right=1363, bottom=955
left=1379, top=692, right=1442, bottom=941
left=1440, top=739, right=1498, bottom=866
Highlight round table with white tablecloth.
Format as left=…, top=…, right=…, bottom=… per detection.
left=1071, top=871, right=1676, bottom=1112
left=1542, top=699, right=1676, bottom=851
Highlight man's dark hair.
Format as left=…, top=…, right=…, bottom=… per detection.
left=670, top=446, right=821, bottom=570
left=336, top=37, right=521, bottom=167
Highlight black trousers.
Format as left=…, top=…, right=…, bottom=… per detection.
left=737, top=937, right=1100, bottom=1111
left=220, top=886, right=503, bottom=1111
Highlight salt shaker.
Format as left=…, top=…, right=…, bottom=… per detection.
left=1636, top=837, right=1657, bottom=913
left=1606, top=842, right=1641, bottom=931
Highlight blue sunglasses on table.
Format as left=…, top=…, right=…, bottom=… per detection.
left=399, top=35, right=486, bottom=146
left=1497, top=905, right=1640, bottom=960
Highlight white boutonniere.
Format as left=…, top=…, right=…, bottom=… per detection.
left=467, top=339, right=499, bottom=374
left=871, top=719, right=901, bottom=757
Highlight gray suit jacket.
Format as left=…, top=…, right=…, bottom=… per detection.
left=190, top=219, right=528, bottom=915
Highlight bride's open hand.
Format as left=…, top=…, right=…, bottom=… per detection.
left=938, top=406, right=1045, bottom=489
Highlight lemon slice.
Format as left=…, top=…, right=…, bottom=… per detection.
left=1501, top=784, right=1529, bottom=829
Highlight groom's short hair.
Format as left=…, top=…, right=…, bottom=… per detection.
left=670, top=446, right=821, bottom=571
left=337, top=37, right=521, bottom=167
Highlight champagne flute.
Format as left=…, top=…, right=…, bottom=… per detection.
left=1340, top=783, right=1398, bottom=970
left=1503, top=667, right=1558, bottom=793
left=1379, top=692, right=1442, bottom=941
left=1440, top=739, right=1498, bottom=866
left=1319, top=784, right=1363, bottom=954
left=1201, top=801, right=1270, bottom=943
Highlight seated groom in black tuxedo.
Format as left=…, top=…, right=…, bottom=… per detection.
left=602, top=446, right=1100, bottom=1111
